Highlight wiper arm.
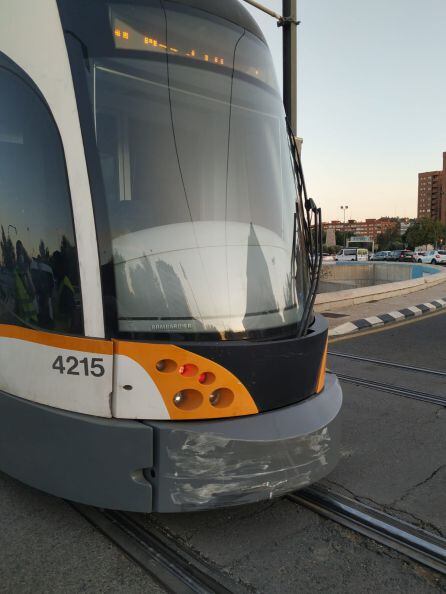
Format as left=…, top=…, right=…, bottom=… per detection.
left=286, top=120, right=323, bottom=337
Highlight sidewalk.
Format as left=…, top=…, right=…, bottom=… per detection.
left=320, top=280, right=446, bottom=334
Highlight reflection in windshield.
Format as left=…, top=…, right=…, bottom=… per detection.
left=90, top=2, right=308, bottom=339
left=0, top=68, right=82, bottom=334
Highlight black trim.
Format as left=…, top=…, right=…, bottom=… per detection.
left=0, top=51, right=85, bottom=337
left=179, top=314, right=328, bottom=412
left=56, top=0, right=265, bottom=47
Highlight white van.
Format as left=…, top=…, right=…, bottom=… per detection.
left=336, top=248, right=369, bottom=262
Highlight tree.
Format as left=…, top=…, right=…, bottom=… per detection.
left=377, top=222, right=402, bottom=251
left=322, top=245, right=339, bottom=255
left=335, top=230, right=353, bottom=247
left=0, top=225, right=16, bottom=269
left=38, top=240, right=50, bottom=261
left=404, top=218, right=446, bottom=249
left=311, top=228, right=326, bottom=245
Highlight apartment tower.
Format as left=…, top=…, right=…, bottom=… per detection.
left=418, top=152, right=446, bottom=225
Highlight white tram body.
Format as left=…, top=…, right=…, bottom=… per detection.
left=0, top=0, right=342, bottom=512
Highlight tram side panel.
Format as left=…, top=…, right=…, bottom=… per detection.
left=0, top=0, right=104, bottom=337
left=0, top=0, right=151, bottom=510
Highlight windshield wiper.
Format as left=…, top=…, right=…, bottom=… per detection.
left=286, top=121, right=323, bottom=337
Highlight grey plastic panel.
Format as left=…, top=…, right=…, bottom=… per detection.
left=147, top=374, right=343, bottom=512
left=0, top=390, right=153, bottom=512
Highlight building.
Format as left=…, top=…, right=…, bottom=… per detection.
left=323, top=217, right=409, bottom=242
left=418, top=152, right=446, bottom=225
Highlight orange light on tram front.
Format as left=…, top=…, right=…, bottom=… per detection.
left=114, top=28, right=121, bottom=37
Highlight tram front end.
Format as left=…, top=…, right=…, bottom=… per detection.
left=0, top=0, right=342, bottom=512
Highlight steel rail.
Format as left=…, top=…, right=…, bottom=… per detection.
left=336, top=373, right=446, bottom=406
left=71, top=504, right=237, bottom=594
left=289, top=487, right=446, bottom=575
left=329, top=351, right=446, bottom=378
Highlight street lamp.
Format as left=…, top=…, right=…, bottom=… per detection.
left=340, top=205, right=349, bottom=247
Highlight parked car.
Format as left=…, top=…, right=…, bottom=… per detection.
left=335, top=248, right=369, bottom=262
left=322, top=253, right=336, bottom=262
left=386, top=250, right=413, bottom=262
left=415, top=250, right=446, bottom=265
left=386, top=250, right=403, bottom=261
left=413, top=251, right=426, bottom=262
left=371, top=251, right=391, bottom=261
left=399, top=250, right=415, bottom=262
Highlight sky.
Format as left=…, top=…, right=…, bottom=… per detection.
left=245, top=0, right=446, bottom=222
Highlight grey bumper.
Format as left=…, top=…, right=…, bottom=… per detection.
left=147, top=373, right=343, bottom=512
left=0, top=374, right=342, bottom=513
left=0, top=389, right=154, bottom=511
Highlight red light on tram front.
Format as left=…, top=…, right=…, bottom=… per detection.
left=179, top=364, right=198, bottom=378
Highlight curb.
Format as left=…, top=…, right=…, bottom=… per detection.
left=328, top=297, right=446, bottom=337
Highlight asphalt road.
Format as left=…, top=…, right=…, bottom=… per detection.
left=329, top=309, right=446, bottom=369
left=326, top=311, right=446, bottom=536
left=0, top=473, right=165, bottom=593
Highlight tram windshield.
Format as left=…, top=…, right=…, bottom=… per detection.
left=81, top=1, right=308, bottom=339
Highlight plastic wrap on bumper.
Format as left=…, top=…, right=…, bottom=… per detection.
left=147, top=373, right=342, bottom=512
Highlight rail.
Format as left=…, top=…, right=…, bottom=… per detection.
left=335, top=373, right=446, bottom=407
left=71, top=504, right=238, bottom=594
left=290, top=486, right=446, bottom=575
left=329, top=351, right=446, bottom=378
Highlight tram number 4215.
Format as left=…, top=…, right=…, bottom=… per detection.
left=52, top=355, right=106, bottom=377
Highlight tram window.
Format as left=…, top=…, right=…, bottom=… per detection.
left=0, top=69, right=82, bottom=334
left=81, top=2, right=307, bottom=339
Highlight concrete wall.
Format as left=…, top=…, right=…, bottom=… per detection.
left=315, top=262, right=446, bottom=311
left=320, top=262, right=426, bottom=284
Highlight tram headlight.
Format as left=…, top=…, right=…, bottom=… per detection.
left=173, top=392, right=185, bottom=406
left=209, top=391, right=220, bottom=406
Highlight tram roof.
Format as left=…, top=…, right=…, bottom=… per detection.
left=57, top=0, right=266, bottom=44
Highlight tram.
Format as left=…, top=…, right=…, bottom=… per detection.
left=0, top=0, right=342, bottom=512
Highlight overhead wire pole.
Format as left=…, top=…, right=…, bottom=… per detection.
left=241, top=0, right=299, bottom=133
left=282, top=0, right=298, bottom=135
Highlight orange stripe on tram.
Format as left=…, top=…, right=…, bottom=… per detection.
left=114, top=340, right=259, bottom=421
left=0, top=324, right=113, bottom=355
left=316, top=338, right=328, bottom=394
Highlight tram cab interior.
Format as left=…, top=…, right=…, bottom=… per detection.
left=0, top=0, right=342, bottom=513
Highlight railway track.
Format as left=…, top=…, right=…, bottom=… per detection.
left=328, top=351, right=446, bottom=406
left=71, top=503, right=240, bottom=594
left=335, top=373, right=446, bottom=406
left=72, top=484, right=446, bottom=592
left=290, top=486, right=446, bottom=575
left=329, top=351, right=446, bottom=378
